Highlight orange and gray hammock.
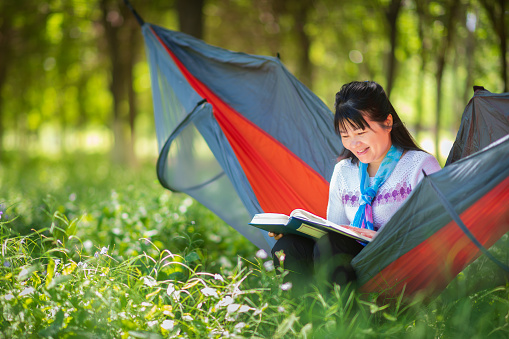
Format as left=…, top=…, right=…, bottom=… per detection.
left=129, top=4, right=509, bottom=297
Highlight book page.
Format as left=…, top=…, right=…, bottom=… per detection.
left=290, top=209, right=329, bottom=224
left=251, top=213, right=289, bottom=225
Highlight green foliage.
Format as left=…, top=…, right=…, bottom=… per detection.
left=0, top=0, right=506, bottom=161
left=1, top=154, right=508, bottom=338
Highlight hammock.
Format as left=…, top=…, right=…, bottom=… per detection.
left=137, top=16, right=509, bottom=297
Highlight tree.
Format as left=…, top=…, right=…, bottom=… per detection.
left=479, top=0, right=508, bottom=92
left=462, top=3, right=478, bottom=104
left=414, top=0, right=432, bottom=138
left=177, top=0, right=205, bottom=39
left=381, top=0, right=403, bottom=97
left=0, top=2, right=14, bottom=160
left=99, top=0, right=142, bottom=165
left=433, top=0, right=461, bottom=161
left=269, top=0, right=314, bottom=88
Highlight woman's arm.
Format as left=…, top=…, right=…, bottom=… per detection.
left=413, top=153, right=442, bottom=187
left=326, top=161, right=350, bottom=225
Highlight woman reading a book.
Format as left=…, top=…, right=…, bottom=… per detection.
left=269, top=81, right=441, bottom=288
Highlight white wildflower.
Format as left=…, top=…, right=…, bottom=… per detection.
left=143, top=276, right=157, bottom=287
left=263, top=261, right=274, bottom=272
left=213, top=273, right=224, bottom=282
left=233, top=286, right=242, bottom=296
left=141, top=302, right=152, bottom=307
left=4, top=293, right=15, bottom=301
left=161, top=319, right=174, bottom=331
left=182, top=314, right=194, bottom=321
left=166, top=283, right=175, bottom=296
left=217, top=295, right=234, bottom=307
left=255, top=249, right=268, bottom=259
left=100, top=246, right=109, bottom=255
left=227, top=304, right=240, bottom=313
left=253, top=303, right=268, bottom=316
left=234, top=322, right=246, bottom=332
left=278, top=252, right=286, bottom=262
left=83, top=240, right=93, bottom=250
left=19, top=268, right=29, bottom=277
left=278, top=306, right=285, bottom=313
left=238, top=305, right=251, bottom=313
left=19, top=287, right=35, bottom=297
left=147, top=320, right=158, bottom=327
left=280, top=282, right=293, bottom=291
left=171, top=290, right=180, bottom=302
left=201, top=287, right=218, bottom=298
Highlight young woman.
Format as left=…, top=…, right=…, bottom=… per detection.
left=269, top=81, right=441, bottom=288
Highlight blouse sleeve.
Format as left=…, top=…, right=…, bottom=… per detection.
left=412, top=152, right=442, bottom=188
left=326, top=161, right=350, bottom=225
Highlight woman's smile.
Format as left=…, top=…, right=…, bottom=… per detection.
left=356, top=147, right=369, bottom=156
left=340, top=114, right=393, bottom=175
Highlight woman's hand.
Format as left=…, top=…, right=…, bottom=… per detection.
left=341, top=225, right=377, bottom=239
left=268, top=232, right=283, bottom=241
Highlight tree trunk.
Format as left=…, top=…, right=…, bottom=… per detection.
left=500, top=0, right=508, bottom=92
left=294, top=0, right=313, bottom=88
left=126, top=14, right=141, bottom=166
left=175, top=0, right=206, bottom=183
left=177, top=0, right=205, bottom=39
left=384, top=0, right=403, bottom=98
left=100, top=0, right=139, bottom=166
left=434, top=0, right=460, bottom=162
left=463, top=9, right=477, bottom=105
left=480, top=0, right=508, bottom=92
left=0, top=5, right=13, bottom=161
left=414, top=0, right=429, bottom=139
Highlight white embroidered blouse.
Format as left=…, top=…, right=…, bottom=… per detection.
left=326, top=150, right=441, bottom=233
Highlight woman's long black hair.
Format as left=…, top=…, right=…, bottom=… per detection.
left=334, top=81, right=423, bottom=164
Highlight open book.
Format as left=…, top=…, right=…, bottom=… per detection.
left=249, top=209, right=373, bottom=244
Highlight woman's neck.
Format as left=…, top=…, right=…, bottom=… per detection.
left=367, top=163, right=379, bottom=177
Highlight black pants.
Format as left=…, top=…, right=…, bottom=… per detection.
left=271, top=233, right=364, bottom=288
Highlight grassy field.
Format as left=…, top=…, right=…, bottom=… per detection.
left=0, top=153, right=508, bottom=338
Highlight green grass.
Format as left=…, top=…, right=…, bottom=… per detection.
left=0, top=153, right=508, bottom=338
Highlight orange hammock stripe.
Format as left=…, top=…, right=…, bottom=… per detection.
left=150, top=27, right=329, bottom=217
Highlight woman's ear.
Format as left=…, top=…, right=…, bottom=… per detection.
left=386, top=114, right=393, bottom=131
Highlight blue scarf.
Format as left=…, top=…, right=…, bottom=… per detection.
left=351, top=145, right=403, bottom=230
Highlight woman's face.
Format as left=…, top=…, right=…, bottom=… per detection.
left=339, top=114, right=393, bottom=173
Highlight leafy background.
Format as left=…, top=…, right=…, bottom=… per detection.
left=1, top=0, right=508, bottom=337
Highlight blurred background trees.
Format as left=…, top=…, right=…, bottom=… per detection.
left=0, top=0, right=507, bottom=165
